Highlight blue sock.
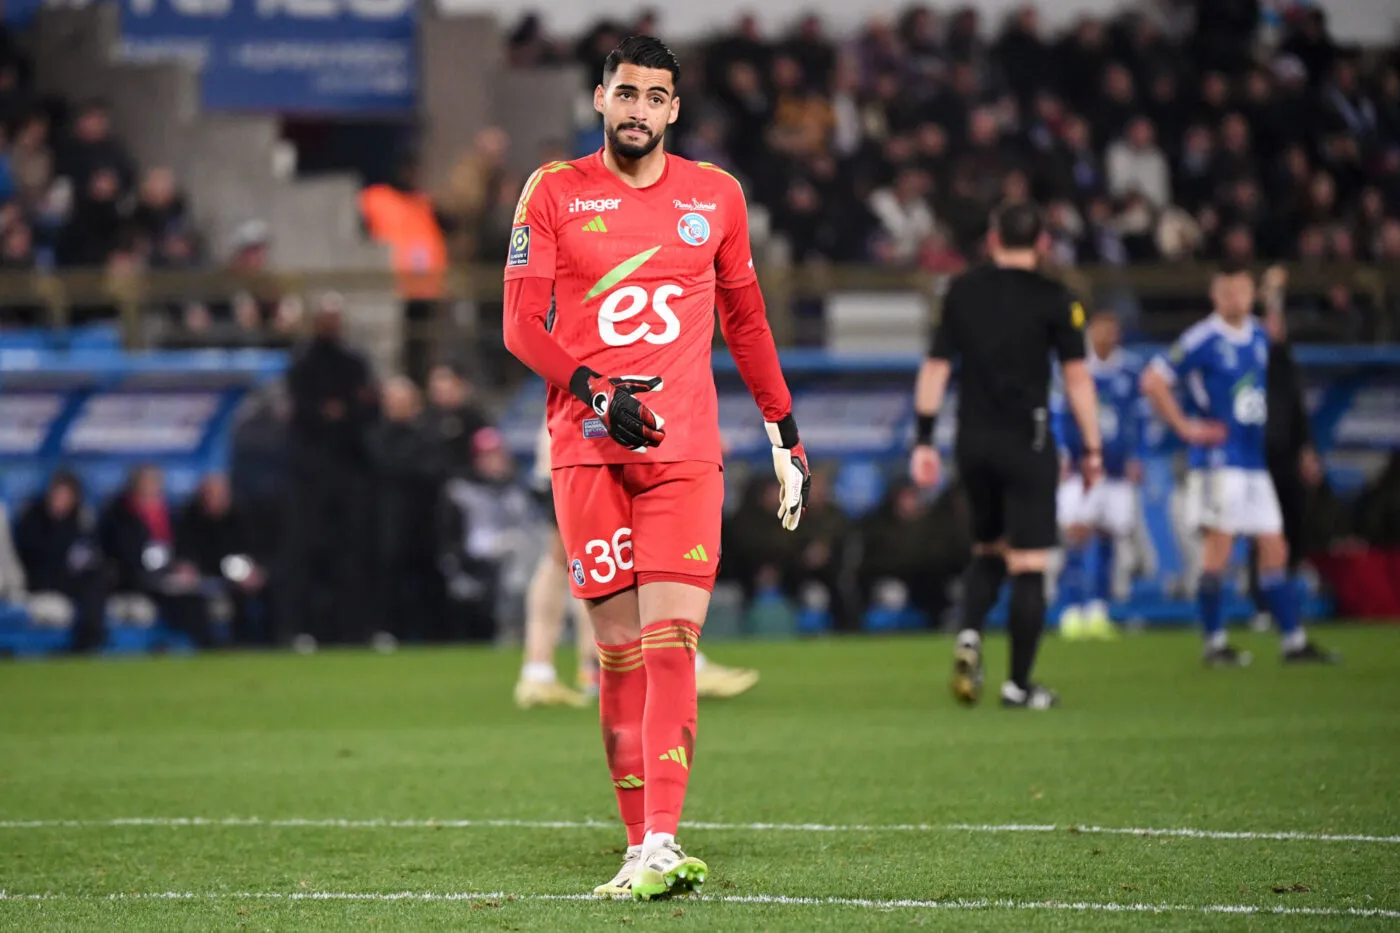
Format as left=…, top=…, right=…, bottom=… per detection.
left=1092, top=535, right=1115, bottom=605
left=1059, top=544, right=1087, bottom=610
left=1198, top=573, right=1224, bottom=644
left=1259, top=570, right=1302, bottom=640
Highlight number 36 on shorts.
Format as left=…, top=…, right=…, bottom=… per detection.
left=573, top=527, right=633, bottom=586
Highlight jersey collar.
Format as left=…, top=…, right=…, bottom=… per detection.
left=1208, top=313, right=1257, bottom=346
left=593, top=147, right=671, bottom=202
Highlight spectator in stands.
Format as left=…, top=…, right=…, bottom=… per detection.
left=995, top=5, right=1056, bottom=106
left=99, top=465, right=215, bottom=648
left=1092, top=63, right=1140, bottom=146
left=722, top=475, right=798, bottom=606
left=438, top=427, right=532, bottom=642
left=57, top=166, right=122, bottom=267
left=868, top=166, right=935, bottom=264
left=13, top=471, right=106, bottom=653
left=55, top=100, right=134, bottom=200
left=1174, top=123, right=1217, bottom=212
left=506, top=13, right=559, bottom=69
left=425, top=362, right=490, bottom=478
left=856, top=480, right=947, bottom=627
left=1, top=218, right=34, bottom=269
left=359, top=154, right=448, bottom=385
left=768, top=53, right=833, bottom=159
left=369, top=376, right=447, bottom=643
left=1107, top=116, right=1171, bottom=209
left=10, top=111, right=52, bottom=216
left=781, top=469, right=850, bottom=631
left=175, top=473, right=266, bottom=645
left=129, top=166, right=189, bottom=248
left=783, top=13, right=836, bottom=94
left=441, top=126, right=511, bottom=263
left=280, top=293, right=379, bottom=650
left=1043, top=114, right=1104, bottom=205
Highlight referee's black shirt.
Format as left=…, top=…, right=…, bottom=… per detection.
left=930, top=264, right=1086, bottom=441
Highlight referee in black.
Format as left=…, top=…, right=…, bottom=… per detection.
left=910, top=203, right=1103, bottom=709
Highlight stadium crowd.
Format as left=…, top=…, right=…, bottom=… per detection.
left=503, top=2, right=1400, bottom=339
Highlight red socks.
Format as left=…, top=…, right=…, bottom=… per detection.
left=640, top=619, right=701, bottom=837
left=597, top=639, right=647, bottom=846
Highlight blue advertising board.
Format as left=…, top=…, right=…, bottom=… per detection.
left=118, top=0, right=416, bottom=113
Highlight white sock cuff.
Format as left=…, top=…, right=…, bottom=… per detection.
left=521, top=661, right=557, bottom=683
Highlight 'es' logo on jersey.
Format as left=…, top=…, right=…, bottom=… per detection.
left=678, top=212, right=710, bottom=246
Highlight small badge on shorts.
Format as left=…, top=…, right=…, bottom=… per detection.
left=507, top=225, right=531, bottom=267
left=583, top=417, right=608, bottom=439
left=571, top=559, right=586, bottom=587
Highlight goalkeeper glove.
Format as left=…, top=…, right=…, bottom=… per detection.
left=766, top=413, right=810, bottom=531
left=570, top=368, right=666, bottom=452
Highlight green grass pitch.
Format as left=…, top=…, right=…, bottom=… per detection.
left=2, top=627, right=1399, bottom=931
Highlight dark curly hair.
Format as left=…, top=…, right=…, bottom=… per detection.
left=603, top=35, right=681, bottom=87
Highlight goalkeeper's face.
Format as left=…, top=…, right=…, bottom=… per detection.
left=596, top=63, right=679, bottom=161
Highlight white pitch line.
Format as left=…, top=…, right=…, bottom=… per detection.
left=0, top=816, right=1397, bottom=845
left=0, top=891, right=1396, bottom=920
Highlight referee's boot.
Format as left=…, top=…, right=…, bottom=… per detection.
left=950, top=634, right=984, bottom=706
left=1000, top=681, right=1060, bottom=710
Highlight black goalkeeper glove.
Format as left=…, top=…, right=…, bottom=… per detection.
left=570, top=368, right=666, bottom=452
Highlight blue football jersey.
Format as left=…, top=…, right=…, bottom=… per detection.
left=1053, top=350, right=1142, bottom=478
left=1151, top=315, right=1270, bottom=470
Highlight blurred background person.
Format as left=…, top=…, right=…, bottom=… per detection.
left=438, top=427, right=533, bottom=643
left=99, top=465, right=214, bottom=648
left=12, top=471, right=107, bottom=654
left=369, top=375, right=447, bottom=643
left=279, top=294, right=379, bottom=650
left=175, top=473, right=267, bottom=646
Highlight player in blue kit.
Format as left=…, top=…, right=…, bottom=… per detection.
left=1053, top=310, right=1140, bottom=640
left=1141, top=262, right=1335, bottom=666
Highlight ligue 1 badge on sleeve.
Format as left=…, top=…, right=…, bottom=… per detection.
left=678, top=212, right=710, bottom=246
left=507, top=225, right=531, bottom=266
left=571, top=558, right=586, bottom=587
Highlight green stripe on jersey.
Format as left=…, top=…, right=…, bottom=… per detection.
left=583, top=246, right=661, bottom=302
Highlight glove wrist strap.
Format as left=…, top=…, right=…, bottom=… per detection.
left=569, top=366, right=599, bottom=407
left=766, top=413, right=800, bottom=449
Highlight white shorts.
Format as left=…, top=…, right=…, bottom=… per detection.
left=1057, top=476, right=1137, bottom=537
left=1185, top=468, right=1283, bottom=537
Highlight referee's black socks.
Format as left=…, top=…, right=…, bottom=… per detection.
left=1008, top=572, right=1046, bottom=691
left=961, top=553, right=1007, bottom=638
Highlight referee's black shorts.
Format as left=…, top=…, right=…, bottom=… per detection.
left=956, top=430, right=1059, bottom=551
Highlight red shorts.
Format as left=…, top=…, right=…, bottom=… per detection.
left=552, top=460, right=724, bottom=600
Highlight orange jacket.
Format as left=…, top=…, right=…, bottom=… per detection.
left=359, top=184, right=447, bottom=299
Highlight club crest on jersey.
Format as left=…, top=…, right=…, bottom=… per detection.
left=678, top=212, right=710, bottom=246
left=571, top=559, right=586, bottom=587
left=507, top=225, right=531, bottom=267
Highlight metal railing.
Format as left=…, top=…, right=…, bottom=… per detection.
left=0, top=262, right=1396, bottom=349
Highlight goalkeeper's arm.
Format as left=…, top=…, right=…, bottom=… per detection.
left=503, top=277, right=663, bottom=450
left=717, top=281, right=809, bottom=529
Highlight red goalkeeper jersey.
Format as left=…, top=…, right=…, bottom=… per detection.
left=503, top=151, right=759, bottom=469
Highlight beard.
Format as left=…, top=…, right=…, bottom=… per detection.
left=606, top=121, right=664, bottom=160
